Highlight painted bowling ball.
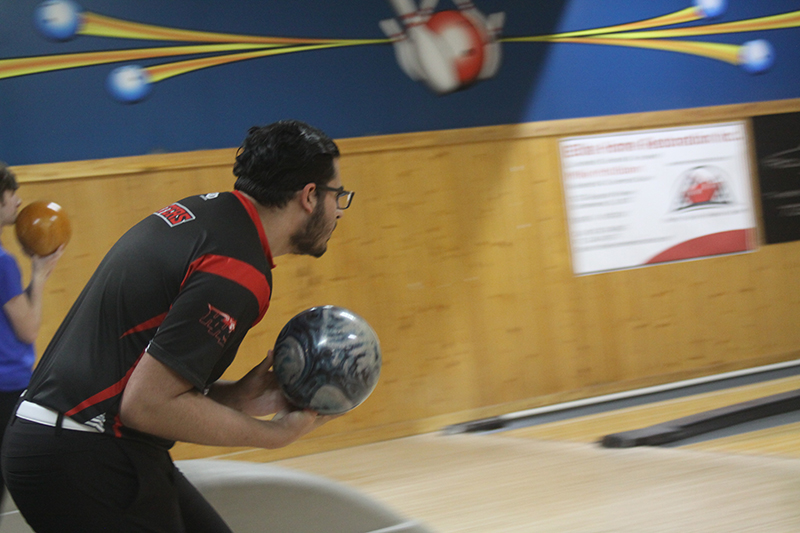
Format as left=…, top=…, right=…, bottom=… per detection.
left=107, top=65, right=152, bottom=103
left=273, top=306, right=381, bottom=415
left=34, top=0, right=82, bottom=41
left=426, top=10, right=486, bottom=84
left=15, top=201, right=71, bottom=256
left=738, top=39, right=774, bottom=74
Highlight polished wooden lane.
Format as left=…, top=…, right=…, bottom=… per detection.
left=269, top=432, right=800, bottom=533
left=262, top=376, right=800, bottom=532
left=181, top=375, right=800, bottom=532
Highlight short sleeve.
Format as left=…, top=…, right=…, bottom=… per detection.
left=0, top=252, right=24, bottom=307
left=145, top=270, right=261, bottom=390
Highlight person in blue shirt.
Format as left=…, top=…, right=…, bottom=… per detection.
left=0, top=163, right=63, bottom=516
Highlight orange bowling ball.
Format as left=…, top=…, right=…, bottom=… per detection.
left=15, top=201, right=71, bottom=256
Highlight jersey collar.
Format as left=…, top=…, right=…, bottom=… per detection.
left=232, top=191, right=276, bottom=269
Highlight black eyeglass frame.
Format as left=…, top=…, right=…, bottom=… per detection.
left=317, top=184, right=355, bottom=210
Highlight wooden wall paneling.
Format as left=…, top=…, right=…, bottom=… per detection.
left=521, top=137, right=576, bottom=397
left=474, top=138, right=553, bottom=406
left=459, top=138, right=531, bottom=408
left=499, top=138, right=553, bottom=402
left=768, top=244, right=800, bottom=352
left=363, top=144, right=481, bottom=418
left=8, top=99, right=800, bottom=461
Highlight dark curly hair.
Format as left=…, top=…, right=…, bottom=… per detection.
left=0, top=162, right=19, bottom=198
left=233, top=120, right=340, bottom=208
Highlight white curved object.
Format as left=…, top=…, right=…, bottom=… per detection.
left=1, top=460, right=433, bottom=533
left=177, top=460, right=434, bottom=533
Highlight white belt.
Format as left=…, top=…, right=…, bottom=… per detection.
left=16, top=400, right=101, bottom=433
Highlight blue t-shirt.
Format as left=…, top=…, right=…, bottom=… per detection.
left=0, top=245, right=35, bottom=391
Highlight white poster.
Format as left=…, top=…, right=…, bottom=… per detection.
left=559, top=122, right=756, bottom=275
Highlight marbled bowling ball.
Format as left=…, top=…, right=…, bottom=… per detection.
left=273, top=306, right=381, bottom=415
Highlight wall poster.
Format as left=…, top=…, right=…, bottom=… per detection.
left=560, top=122, right=757, bottom=275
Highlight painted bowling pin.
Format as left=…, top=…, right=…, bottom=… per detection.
left=480, top=11, right=504, bottom=79
left=379, top=18, right=423, bottom=80
left=388, top=0, right=460, bottom=93
left=417, top=0, right=440, bottom=23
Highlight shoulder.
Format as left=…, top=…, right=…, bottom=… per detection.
left=154, top=192, right=242, bottom=223
left=147, top=193, right=265, bottom=266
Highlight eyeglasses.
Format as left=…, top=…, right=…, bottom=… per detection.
left=317, top=185, right=355, bottom=210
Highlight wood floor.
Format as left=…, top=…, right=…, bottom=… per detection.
left=260, top=376, right=800, bottom=532
left=271, top=433, right=800, bottom=533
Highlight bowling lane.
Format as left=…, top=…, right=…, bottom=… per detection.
left=262, top=375, right=800, bottom=532
left=272, top=432, right=800, bottom=533
left=494, top=375, right=800, bottom=458
left=180, top=375, right=800, bottom=531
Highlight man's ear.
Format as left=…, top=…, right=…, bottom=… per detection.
left=298, top=182, right=317, bottom=214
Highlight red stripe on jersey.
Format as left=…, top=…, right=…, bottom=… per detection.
left=120, top=312, right=168, bottom=339
left=65, top=352, right=145, bottom=417
left=182, top=254, right=270, bottom=324
left=112, top=414, right=124, bottom=438
left=232, top=191, right=276, bottom=268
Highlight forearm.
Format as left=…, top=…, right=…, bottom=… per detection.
left=23, top=275, right=45, bottom=329
left=3, top=276, right=45, bottom=344
left=122, top=386, right=306, bottom=449
left=205, top=353, right=292, bottom=417
left=204, top=380, right=241, bottom=410
left=10, top=249, right=64, bottom=343
left=119, top=353, right=316, bottom=449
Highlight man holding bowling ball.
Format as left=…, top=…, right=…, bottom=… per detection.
left=1, top=121, right=353, bottom=532
left=0, top=163, right=64, bottom=523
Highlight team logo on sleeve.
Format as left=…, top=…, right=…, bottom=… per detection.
left=154, top=203, right=195, bottom=227
left=199, top=304, right=237, bottom=346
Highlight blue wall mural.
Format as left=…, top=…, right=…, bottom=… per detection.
left=1, top=0, right=799, bottom=165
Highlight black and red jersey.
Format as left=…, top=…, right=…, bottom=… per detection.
left=25, top=191, right=274, bottom=448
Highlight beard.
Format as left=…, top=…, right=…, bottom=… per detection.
left=290, top=200, right=333, bottom=258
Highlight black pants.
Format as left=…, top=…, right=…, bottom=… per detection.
left=0, top=389, right=24, bottom=516
left=1, top=418, right=232, bottom=533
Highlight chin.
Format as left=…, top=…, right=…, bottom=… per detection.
left=312, top=234, right=334, bottom=258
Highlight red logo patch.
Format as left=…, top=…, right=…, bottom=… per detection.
left=199, top=304, right=237, bottom=346
left=155, top=203, right=195, bottom=227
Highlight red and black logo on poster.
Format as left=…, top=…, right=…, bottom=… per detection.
left=200, top=304, right=237, bottom=346
left=671, top=165, right=733, bottom=212
left=155, top=203, right=196, bottom=227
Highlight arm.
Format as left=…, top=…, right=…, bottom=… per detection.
left=2, top=247, right=63, bottom=344
left=205, top=350, right=293, bottom=416
left=119, top=352, right=332, bottom=449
